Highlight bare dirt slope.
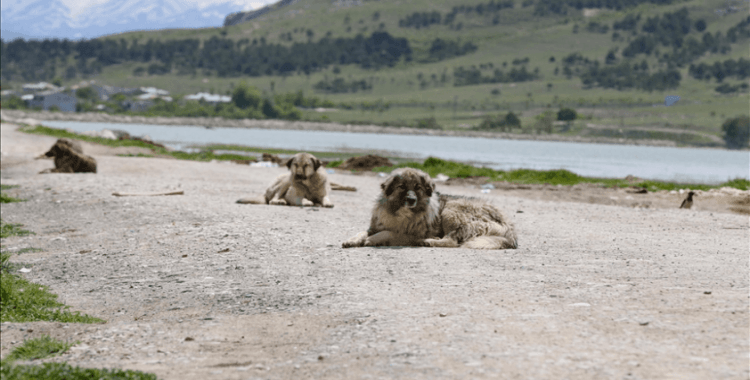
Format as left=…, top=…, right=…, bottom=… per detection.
left=0, top=123, right=748, bottom=379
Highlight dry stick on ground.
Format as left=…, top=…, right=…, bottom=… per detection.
left=112, top=191, right=185, bottom=197
left=330, top=182, right=357, bottom=192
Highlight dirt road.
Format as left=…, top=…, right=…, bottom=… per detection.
left=1, top=122, right=747, bottom=379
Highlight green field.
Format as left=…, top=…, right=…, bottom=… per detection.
left=2, top=0, right=748, bottom=147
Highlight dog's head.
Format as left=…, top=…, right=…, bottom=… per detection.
left=286, top=152, right=322, bottom=181
left=44, top=139, right=78, bottom=158
left=380, top=168, right=435, bottom=213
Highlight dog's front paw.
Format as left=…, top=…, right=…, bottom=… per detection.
left=342, top=232, right=367, bottom=248
left=270, top=199, right=287, bottom=205
left=419, top=239, right=434, bottom=247
left=322, top=202, right=334, bottom=208
left=301, top=199, right=314, bottom=207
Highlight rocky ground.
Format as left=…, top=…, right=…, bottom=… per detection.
left=0, top=122, right=748, bottom=379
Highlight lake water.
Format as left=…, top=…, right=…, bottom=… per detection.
left=40, top=120, right=749, bottom=184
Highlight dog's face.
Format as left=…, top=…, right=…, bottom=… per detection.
left=286, top=153, right=322, bottom=181
left=44, top=140, right=73, bottom=158
left=380, top=168, right=435, bottom=214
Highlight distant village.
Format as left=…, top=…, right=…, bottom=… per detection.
left=0, top=81, right=231, bottom=113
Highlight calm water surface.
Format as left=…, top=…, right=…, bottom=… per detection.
left=41, top=120, right=749, bottom=184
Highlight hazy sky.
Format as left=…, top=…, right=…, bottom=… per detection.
left=2, top=0, right=278, bottom=18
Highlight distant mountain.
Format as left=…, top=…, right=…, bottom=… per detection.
left=224, top=0, right=296, bottom=27
left=0, top=0, right=247, bottom=41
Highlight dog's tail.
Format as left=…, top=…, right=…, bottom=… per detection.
left=461, top=235, right=517, bottom=250
left=236, top=196, right=267, bottom=205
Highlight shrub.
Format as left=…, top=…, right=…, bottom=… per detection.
left=231, top=82, right=262, bottom=110
left=415, top=117, right=441, bottom=129
left=557, top=107, right=577, bottom=121
left=722, top=115, right=750, bottom=149
left=75, top=87, right=97, bottom=101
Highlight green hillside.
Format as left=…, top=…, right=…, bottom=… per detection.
left=2, top=0, right=748, bottom=147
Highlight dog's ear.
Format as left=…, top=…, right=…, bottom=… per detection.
left=285, top=157, right=294, bottom=170
left=420, top=173, right=435, bottom=197
left=381, top=175, right=399, bottom=196
left=312, top=157, right=322, bottom=172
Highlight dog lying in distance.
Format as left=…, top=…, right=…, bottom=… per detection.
left=342, top=167, right=517, bottom=249
left=237, top=152, right=333, bottom=207
left=39, top=138, right=97, bottom=174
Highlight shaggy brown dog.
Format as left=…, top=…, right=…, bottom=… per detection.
left=237, top=152, right=333, bottom=207
left=40, top=138, right=97, bottom=174
left=342, top=168, right=517, bottom=249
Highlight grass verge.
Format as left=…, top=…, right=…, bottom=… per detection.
left=1, top=185, right=25, bottom=204
left=19, top=123, right=748, bottom=191
left=373, top=157, right=750, bottom=192
left=0, top=361, right=158, bottom=380
left=1, top=223, right=102, bottom=323
left=0, top=256, right=104, bottom=323
left=0, top=221, right=34, bottom=239
left=5, top=336, right=74, bottom=362
left=20, top=125, right=257, bottom=163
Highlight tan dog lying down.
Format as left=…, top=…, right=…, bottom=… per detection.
left=39, top=138, right=97, bottom=174
left=238, top=152, right=333, bottom=207
left=342, top=168, right=517, bottom=249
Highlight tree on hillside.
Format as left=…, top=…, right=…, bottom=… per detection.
left=722, top=115, right=750, bottom=149
left=231, top=82, right=262, bottom=110
left=557, top=108, right=577, bottom=121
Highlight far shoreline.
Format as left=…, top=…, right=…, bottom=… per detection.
left=1, top=109, right=737, bottom=151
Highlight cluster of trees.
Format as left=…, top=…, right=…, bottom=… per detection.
left=313, top=78, right=372, bottom=93
left=476, top=112, right=522, bottom=132
left=1, top=39, right=75, bottom=82
left=398, top=0, right=514, bottom=29
left=688, top=58, right=750, bottom=82
left=424, top=39, right=477, bottom=62
left=715, top=82, right=749, bottom=94
left=1, top=32, right=419, bottom=81
left=616, top=8, right=741, bottom=69
left=727, top=16, right=750, bottom=42
left=196, top=32, right=413, bottom=76
left=453, top=65, right=540, bottom=86
left=585, top=21, right=610, bottom=34
left=722, top=116, right=749, bottom=149
left=533, top=0, right=675, bottom=16
left=398, top=11, right=442, bottom=29
left=580, top=62, right=681, bottom=91
left=613, top=13, right=640, bottom=31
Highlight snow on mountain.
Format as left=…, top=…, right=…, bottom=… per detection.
left=1, top=0, right=251, bottom=41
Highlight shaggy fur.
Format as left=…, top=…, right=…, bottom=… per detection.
left=40, top=138, right=97, bottom=174
left=342, top=168, right=517, bottom=250
left=237, top=152, right=333, bottom=207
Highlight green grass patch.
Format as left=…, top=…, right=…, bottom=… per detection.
left=202, top=144, right=362, bottom=160
left=720, top=178, right=750, bottom=191
left=373, top=157, right=749, bottom=191
left=0, top=361, right=157, bottom=380
left=0, top=221, right=34, bottom=239
left=14, top=248, right=43, bottom=254
left=1, top=185, right=25, bottom=204
left=5, top=336, right=74, bottom=362
left=20, top=125, right=159, bottom=150
left=0, top=250, right=103, bottom=324
left=326, top=160, right=344, bottom=168
left=0, top=270, right=104, bottom=323
left=0, top=193, right=25, bottom=204
left=116, top=153, right=154, bottom=158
